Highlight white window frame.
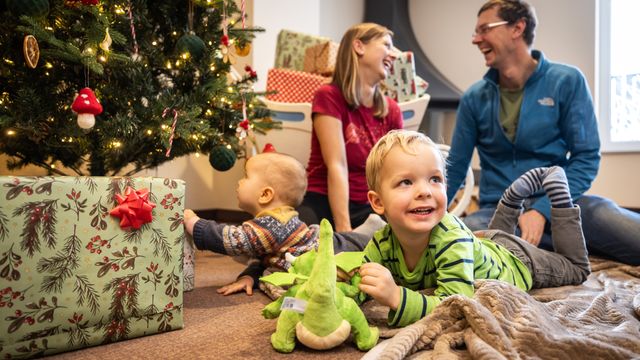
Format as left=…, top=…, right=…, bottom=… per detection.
left=597, top=0, right=640, bottom=152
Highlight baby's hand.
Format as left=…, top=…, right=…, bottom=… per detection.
left=184, top=209, right=197, bottom=221
left=217, top=276, right=255, bottom=296
left=183, top=209, right=199, bottom=236
left=358, top=262, right=400, bottom=310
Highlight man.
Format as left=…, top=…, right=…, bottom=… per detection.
left=445, top=0, right=640, bottom=265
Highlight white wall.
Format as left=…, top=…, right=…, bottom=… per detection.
left=251, top=0, right=364, bottom=92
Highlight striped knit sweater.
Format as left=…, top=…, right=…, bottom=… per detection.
left=363, top=212, right=532, bottom=327
left=192, top=206, right=319, bottom=270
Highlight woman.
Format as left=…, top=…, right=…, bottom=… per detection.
left=297, top=23, right=403, bottom=232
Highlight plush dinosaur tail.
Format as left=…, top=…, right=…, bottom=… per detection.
left=296, top=219, right=350, bottom=349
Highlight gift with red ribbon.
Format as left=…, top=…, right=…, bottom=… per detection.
left=110, top=186, right=156, bottom=229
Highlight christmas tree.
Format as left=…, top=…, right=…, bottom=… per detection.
left=0, top=0, right=275, bottom=176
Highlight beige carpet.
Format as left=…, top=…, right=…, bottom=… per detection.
left=45, top=251, right=365, bottom=360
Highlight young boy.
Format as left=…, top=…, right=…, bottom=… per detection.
left=358, top=130, right=590, bottom=327
left=184, top=152, right=376, bottom=296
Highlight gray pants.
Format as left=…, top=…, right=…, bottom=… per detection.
left=484, top=203, right=591, bottom=288
left=334, top=232, right=371, bottom=252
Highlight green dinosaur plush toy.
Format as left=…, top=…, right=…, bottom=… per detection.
left=260, top=219, right=379, bottom=353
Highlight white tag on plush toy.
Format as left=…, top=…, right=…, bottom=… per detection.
left=281, top=297, right=307, bottom=314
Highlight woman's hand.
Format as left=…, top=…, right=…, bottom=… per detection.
left=358, top=262, right=401, bottom=309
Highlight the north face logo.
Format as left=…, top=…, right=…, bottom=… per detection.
left=538, top=97, right=555, bottom=106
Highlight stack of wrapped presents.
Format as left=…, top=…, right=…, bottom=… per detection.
left=0, top=176, right=195, bottom=358
left=266, top=29, right=429, bottom=104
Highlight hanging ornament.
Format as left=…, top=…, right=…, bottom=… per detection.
left=6, top=0, right=50, bottom=18
left=127, top=1, right=140, bottom=58
left=234, top=42, right=251, bottom=57
left=240, top=0, right=246, bottom=29
left=244, top=65, right=257, bottom=80
left=220, top=35, right=235, bottom=64
left=233, top=0, right=250, bottom=57
left=219, top=2, right=235, bottom=64
left=236, top=119, right=249, bottom=141
left=208, top=144, right=237, bottom=171
left=71, top=88, right=103, bottom=130
left=176, top=33, right=206, bottom=60
left=23, top=35, right=40, bottom=69
left=80, top=0, right=99, bottom=5
left=99, top=27, right=112, bottom=52
left=176, top=0, right=205, bottom=61
left=162, top=108, right=179, bottom=157
left=236, top=94, right=250, bottom=141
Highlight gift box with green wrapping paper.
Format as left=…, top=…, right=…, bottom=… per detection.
left=0, top=176, right=187, bottom=358
left=274, top=29, right=330, bottom=71
left=382, top=51, right=430, bottom=103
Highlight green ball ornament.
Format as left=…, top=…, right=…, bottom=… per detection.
left=176, top=33, right=206, bottom=60
left=208, top=145, right=237, bottom=171
left=6, top=0, right=49, bottom=18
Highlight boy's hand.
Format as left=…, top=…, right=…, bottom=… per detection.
left=217, top=276, right=255, bottom=296
left=358, top=262, right=400, bottom=310
left=183, top=209, right=200, bottom=236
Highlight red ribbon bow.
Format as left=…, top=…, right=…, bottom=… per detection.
left=110, top=187, right=156, bottom=230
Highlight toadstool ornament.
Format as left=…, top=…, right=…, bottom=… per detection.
left=71, top=87, right=103, bottom=129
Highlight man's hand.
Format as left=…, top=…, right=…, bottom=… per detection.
left=217, top=276, right=254, bottom=296
left=518, top=210, right=546, bottom=246
left=358, top=262, right=400, bottom=310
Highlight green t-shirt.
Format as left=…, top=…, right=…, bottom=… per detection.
left=499, top=87, right=524, bottom=142
left=362, top=213, right=532, bottom=327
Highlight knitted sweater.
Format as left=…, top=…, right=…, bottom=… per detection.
left=192, top=206, right=319, bottom=270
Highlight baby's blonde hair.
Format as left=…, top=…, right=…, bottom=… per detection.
left=251, top=152, right=307, bottom=207
left=366, top=130, right=445, bottom=192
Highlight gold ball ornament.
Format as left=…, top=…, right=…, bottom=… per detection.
left=23, top=35, right=40, bottom=69
left=234, top=43, right=251, bottom=57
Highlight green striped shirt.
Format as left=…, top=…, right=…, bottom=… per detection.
left=363, top=213, right=532, bottom=327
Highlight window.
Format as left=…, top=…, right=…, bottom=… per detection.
left=598, top=0, right=640, bottom=152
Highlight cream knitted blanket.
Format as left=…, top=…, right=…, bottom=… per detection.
left=362, top=258, right=640, bottom=360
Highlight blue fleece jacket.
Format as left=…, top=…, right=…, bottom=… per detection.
left=446, top=50, right=601, bottom=221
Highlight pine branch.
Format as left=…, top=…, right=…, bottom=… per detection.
left=37, top=228, right=81, bottom=293
left=0, top=209, right=8, bottom=243
left=74, top=275, right=101, bottom=315
left=151, top=228, right=172, bottom=265
left=14, top=200, right=58, bottom=257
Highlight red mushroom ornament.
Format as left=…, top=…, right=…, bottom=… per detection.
left=71, top=87, right=103, bottom=129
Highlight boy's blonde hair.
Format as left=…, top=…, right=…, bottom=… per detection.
left=333, top=22, right=393, bottom=118
left=366, top=130, right=445, bottom=192
left=252, top=152, right=307, bottom=207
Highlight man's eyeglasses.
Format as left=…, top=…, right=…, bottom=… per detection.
left=472, top=21, right=509, bottom=38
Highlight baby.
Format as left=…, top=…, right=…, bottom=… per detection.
left=184, top=152, right=376, bottom=295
